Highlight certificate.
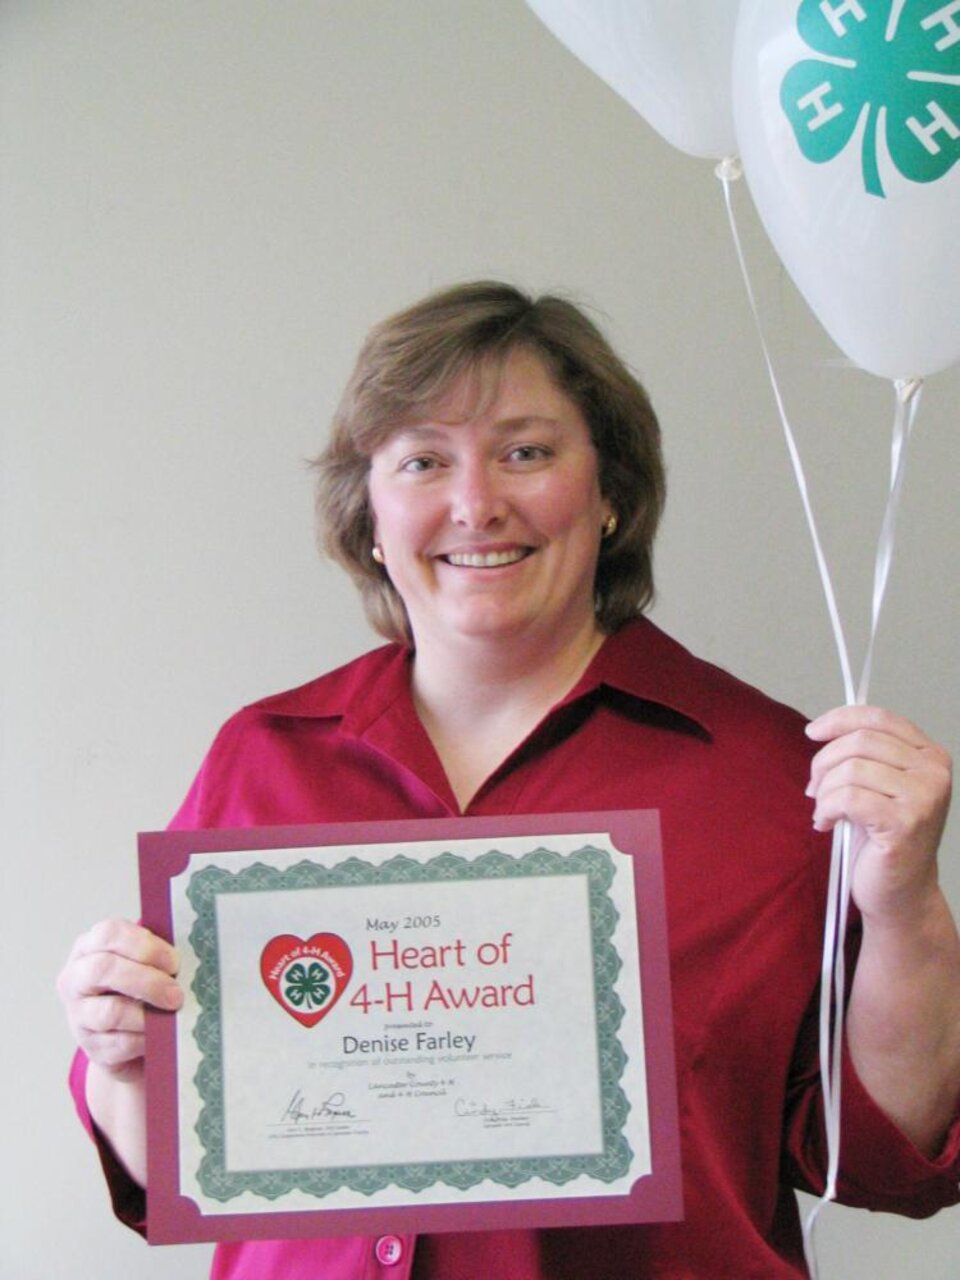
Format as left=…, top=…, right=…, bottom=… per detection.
left=140, top=810, right=681, bottom=1243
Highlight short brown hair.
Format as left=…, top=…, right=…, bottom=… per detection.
left=314, top=281, right=665, bottom=644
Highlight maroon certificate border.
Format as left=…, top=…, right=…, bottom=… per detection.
left=140, top=809, right=682, bottom=1243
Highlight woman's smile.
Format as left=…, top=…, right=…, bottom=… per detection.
left=438, top=546, right=533, bottom=569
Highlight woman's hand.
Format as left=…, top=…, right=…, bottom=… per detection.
left=806, top=706, right=960, bottom=1153
left=805, top=705, right=952, bottom=923
left=57, top=918, right=183, bottom=1082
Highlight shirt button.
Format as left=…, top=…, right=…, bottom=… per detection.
left=375, top=1235, right=404, bottom=1266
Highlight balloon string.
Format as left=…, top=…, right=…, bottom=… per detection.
left=717, top=163, right=855, bottom=703
left=717, top=166, right=922, bottom=1279
left=856, top=380, right=921, bottom=703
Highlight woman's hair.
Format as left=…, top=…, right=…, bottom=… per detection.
left=314, top=280, right=666, bottom=645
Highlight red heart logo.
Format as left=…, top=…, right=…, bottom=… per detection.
left=260, top=933, right=353, bottom=1028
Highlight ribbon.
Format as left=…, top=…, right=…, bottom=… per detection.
left=716, top=161, right=922, bottom=1279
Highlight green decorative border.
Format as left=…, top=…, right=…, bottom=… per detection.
left=186, top=845, right=633, bottom=1203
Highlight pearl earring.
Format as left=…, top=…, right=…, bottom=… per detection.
left=372, top=544, right=385, bottom=564
left=602, top=514, right=618, bottom=539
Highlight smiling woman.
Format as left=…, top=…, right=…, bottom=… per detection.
left=58, top=281, right=960, bottom=1280
left=315, top=282, right=666, bottom=800
left=315, top=281, right=665, bottom=649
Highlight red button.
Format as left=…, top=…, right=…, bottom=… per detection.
left=375, top=1235, right=404, bottom=1266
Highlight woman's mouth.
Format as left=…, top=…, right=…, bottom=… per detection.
left=441, top=548, right=531, bottom=568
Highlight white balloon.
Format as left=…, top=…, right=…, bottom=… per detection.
left=734, top=0, right=960, bottom=380
left=525, top=0, right=740, bottom=160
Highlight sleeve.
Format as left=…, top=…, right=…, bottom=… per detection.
left=782, top=951, right=960, bottom=1216
left=68, top=1051, right=147, bottom=1235
left=832, top=1048, right=960, bottom=1214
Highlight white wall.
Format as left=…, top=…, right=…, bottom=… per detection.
left=3, top=3, right=958, bottom=1277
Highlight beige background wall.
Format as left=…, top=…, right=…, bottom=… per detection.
left=2, top=3, right=957, bottom=1277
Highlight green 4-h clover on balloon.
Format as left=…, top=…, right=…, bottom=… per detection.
left=283, top=961, right=332, bottom=1010
left=780, top=0, right=960, bottom=198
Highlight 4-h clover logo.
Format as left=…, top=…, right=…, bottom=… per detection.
left=261, top=933, right=354, bottom=1027
left=780, top=0, right=960, bottom=197
left=283, top=960, right=332, bottom=1011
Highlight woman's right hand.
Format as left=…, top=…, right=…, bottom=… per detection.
left=57, top=918, right=183, bottom=1081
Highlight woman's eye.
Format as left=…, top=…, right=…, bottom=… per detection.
left=400, top=455, right=439, bottom=473
left=506, top=444, right=549, bottom=463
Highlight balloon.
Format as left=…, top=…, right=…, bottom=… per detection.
left=525, top=0, right=740, bottom=160
left=734, top=0, right=960, bottom=380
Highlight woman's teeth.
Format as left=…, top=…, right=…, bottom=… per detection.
left=444, top=549, right=528, bottom=568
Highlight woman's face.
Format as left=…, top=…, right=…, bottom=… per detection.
left=367, top=349, right=612, bottom=655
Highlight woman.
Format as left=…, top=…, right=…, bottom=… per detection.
left=59, top=282, right=960, bottom=1278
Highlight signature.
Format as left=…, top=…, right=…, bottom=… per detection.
left=280, top=1089, right=356, bottom=1124
left=454, top=1096, right=553, bottom=1119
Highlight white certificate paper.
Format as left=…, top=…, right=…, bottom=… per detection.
left=141, top=811, right=682, bottom=1242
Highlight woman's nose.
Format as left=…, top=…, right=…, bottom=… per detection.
left=449, top=460, right=508, bottom=528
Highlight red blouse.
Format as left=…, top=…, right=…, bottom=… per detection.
left=70, top=618, right=960, bottom=1279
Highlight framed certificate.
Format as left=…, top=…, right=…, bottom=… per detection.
left=140, top=810, right=682, bottom=1243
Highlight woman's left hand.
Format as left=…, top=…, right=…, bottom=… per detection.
left=805, top=706, right=953, bottom=924
left=807, top=707, right=960, bottom=1152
